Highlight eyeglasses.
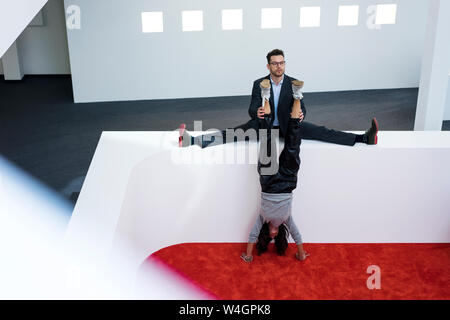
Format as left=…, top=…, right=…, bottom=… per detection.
left=269, top=61, right=285, bottom=67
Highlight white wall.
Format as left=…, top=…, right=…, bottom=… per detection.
left=17, top=0, right=70, bottom=74
left=0, top=0, right=70, bottom=76
left=414, top=0, right=450, bottom=130
left=0, top=0, right=48, bottom=58
left=445, top=73, right=450, bottom=120
left=64, top=0, right=429, bottom=103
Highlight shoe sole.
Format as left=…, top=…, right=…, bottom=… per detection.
left=260, top=79, right=271, bottom=89
left=178, top=123, right=186, bottom=147
left=292, top=80, right=304, bottom=88
left=373, top=118, right=379, bottom=145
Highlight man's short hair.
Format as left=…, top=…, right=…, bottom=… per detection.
left=266, top=49, right=284, bottom=64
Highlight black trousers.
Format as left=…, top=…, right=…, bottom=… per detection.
left=258, top=116, right=302, bottom=194
left=198, top=118, right=357, bottom=148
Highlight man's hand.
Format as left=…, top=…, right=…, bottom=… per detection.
left=299, top=110, right=304, bottom=122
left=291, top=108, right=305, bottom=122
left=257, top=106, right=265, bottom=119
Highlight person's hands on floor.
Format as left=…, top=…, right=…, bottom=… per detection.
left=241, top=252, right=253, bottom=263
left=295, top=251, right=310, bottom=261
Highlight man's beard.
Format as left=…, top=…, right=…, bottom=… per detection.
left=271, top=70, right=284, bottom=77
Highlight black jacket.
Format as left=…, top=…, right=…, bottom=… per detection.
left=248, top=74, right=307, bottom=138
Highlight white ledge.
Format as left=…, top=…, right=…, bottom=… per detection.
left=66, top=131, right=450, bottom=277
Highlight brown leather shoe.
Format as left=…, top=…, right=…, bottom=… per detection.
left=363, top=118, right=379, bottom=145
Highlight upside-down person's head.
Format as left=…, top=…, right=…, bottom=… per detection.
left=266, top=49, right=285, bottom=78
left=256, top=222, right=289, bottom=256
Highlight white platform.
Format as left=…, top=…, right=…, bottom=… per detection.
left=66, top=131, right=450, bottom=278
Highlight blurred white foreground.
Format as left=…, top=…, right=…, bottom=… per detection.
left=0, top=155, right=210, bottom=299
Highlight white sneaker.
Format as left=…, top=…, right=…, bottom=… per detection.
left=260, top=79, right=271, bottom=102
left=292, top=80, right=304, bottom=100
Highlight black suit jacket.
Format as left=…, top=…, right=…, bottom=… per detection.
left=248, top=74, right=307, bottom=138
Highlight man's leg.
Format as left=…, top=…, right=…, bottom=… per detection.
left=296, top=117, right=380, bottom=146
left=299, top=117, right=378, bottom=146
left=298, top=121, right=357, bottom=146
left=200, top=118, right=261, bottom=148
left=179, top=118, right=261, bottom=148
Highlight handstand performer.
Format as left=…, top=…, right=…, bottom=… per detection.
left=241, top=79, right=309, bottom=263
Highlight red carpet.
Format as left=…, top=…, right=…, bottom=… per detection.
left=146, top=243, right=450, bottom=300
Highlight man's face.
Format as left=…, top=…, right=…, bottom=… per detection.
left=267, top=55, right=285, bottom=78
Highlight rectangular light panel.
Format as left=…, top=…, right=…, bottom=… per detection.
left=300, top=6, right=321, bottom=28
left=182, top=10, right=203, bottom=32
left=338, top=5, right=359, bottom=26
left=261, top=8, right=282, bottom=29
left=141, top=12, right=163, bottom=33
left=376, top=4, right=397, bottom=25
left=222, top=9, right=243, bottom=30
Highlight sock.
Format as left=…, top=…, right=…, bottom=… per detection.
left=193, top=135, right=205, bottom=147
left=355, top=134, right=364, bottom=143
left=193, top=135, right=216, bottom=148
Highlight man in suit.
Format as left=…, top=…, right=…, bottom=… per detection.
left=179, top=48, right=378, bottom=148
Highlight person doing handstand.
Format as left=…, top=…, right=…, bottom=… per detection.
left=241, top=79, right=309, bottom=263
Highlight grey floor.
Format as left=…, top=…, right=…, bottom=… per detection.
left=0, top=75, right=449, bottom=206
